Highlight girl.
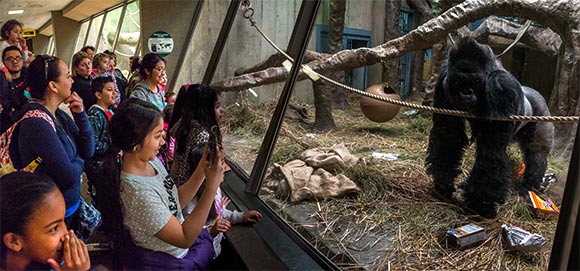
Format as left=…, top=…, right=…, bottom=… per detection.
left=1, top=172, right=90, bottom=271
left=129, top=53, right=166, bottom=109
left=108, top=98, right=224, bottom=270
left=9, top=55, right=95, bottom=240
left=1, top=20, right=29, bottom=71
left=169, top=84, right=223, bottom=186
left=187, top=145, right=262, bottom=259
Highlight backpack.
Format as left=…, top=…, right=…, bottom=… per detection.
left=0, top=109, right=55, bottom=176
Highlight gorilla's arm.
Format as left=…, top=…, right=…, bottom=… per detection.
left=482, top=70, right=524, bottom=118
left=426, top=68, right=469, bottom=197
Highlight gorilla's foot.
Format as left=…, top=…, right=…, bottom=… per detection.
left=434, top=181, right=456, bottom=199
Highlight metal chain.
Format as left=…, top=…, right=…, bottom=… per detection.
left=240, top=6, right=579, bottom=123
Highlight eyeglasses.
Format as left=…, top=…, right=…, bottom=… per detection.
left=41, top=55, right=56, bottom=81
left=3, top=56, right=22, bottom=63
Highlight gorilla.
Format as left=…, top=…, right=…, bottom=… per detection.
left=426, top=37, right=554, bottom=218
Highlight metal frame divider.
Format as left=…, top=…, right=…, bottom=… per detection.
left=549, top=123, right=580, bottom=270
left=246, top=0, right=321, bottom=195
left=112, top=1, right=129, bottom=52
left=94, top=11, right=108, bottom=52
left=202, top=0, right=241, bottom=85
left=167, top=0, right=205, bottom=94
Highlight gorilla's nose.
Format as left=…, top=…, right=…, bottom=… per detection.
left=460, top=88, right=474, bottom=96
left=459, top=88, right=476, bottom=104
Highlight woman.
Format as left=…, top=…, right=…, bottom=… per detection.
left=1, top=172, right=90, bottom=271
left=169, top=84, right=223, bottom=186
left=71, top=51, right=95, bottom=109
left=109, top=98, right=223, bottom=270
left=9, top=55, right=95, bottom=236
left=129, top=53, right=166, bottom=109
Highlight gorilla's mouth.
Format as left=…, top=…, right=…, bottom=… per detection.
left=457, top=89, right=477, bottom=108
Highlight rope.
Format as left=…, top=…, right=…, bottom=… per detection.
left=242, top=5, right=579, bottom=123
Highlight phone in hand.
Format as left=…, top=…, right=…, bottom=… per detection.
left=207, top=125, right=221, bottom=166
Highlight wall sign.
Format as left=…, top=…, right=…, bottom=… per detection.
left=148, top=31, right=174, bottom=57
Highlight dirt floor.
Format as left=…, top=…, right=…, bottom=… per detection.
left=221, top=98, right=570, bottom=271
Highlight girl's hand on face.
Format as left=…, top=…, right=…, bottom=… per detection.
left=47, top=230, right=90, bottom=271
left=64, top=92, right=85, bottom=113
left=19, top=38, right=28, bottom=51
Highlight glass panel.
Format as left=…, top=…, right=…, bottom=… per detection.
left=202, top=1, right=571, bottom=270
left=97, top=7, right=122, bottom=53
left=74, top=21, right=90, bottom=53
left=208, top=0, right=298, bottom=177
left=85, top=14, right=104, bottom=48
left=114, top=1, right=140, bottom=76
left=46, top=36, right=54, bottom=55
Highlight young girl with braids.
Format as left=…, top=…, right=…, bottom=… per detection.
left=1, top=172, right=90, bottom=271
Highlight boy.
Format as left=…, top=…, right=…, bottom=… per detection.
left=85, top=76, right=118, bottom=235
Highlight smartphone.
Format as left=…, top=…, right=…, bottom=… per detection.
left=207, top=125, right=221, bottom=166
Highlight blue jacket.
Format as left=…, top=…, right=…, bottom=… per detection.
left=9, top=102, right=94, bottom=214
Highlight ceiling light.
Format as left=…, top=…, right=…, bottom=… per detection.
left=8, top=10, right=24, bottom=15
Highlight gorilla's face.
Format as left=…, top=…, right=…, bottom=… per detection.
left=443, top=38, right=495, bottom=111
left=444, top=62, right=486, bottom=109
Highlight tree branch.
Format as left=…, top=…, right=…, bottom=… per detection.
left=212, top=0, right=578, bottom=92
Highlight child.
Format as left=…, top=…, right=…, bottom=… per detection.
left=160, top=104, right=175, bottom=170
left=187, top=145, right=262, bottom=259
left=164, top=91, right=176, bottom=105
left=85, top=76, right=119, bottom=235
left=1, top=172, right=90, bottom=271
left=92, top=53, right=121, bottom=107
left=169, top=84, right=224, bottom=186
left=108, top=98, right=225, bottom=270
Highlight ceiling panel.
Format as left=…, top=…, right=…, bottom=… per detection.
left=0, top=0, right=125, bottom=37
left=0, top=0, right=74, bottom=31
left=63, top=0, right=124, bottom=21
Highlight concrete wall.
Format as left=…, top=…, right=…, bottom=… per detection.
left=173, top=0, right=387, bottom=105
left=51, top=11, right=80, bottom=63
left=31, top=35, right=51, bottom=56
left=140, top=0, right=202, bottom=94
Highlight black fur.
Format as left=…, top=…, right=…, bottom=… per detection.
left=426, top=38, right=554, bottom=218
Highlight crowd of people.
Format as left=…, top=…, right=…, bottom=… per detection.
left=0, top=19, right=261, bottom=271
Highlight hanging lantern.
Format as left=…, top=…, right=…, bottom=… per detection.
left=359, top=83, right=401, bottom=122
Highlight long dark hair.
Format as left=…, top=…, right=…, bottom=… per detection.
left=1, top=172, right=58, bottom=266
left=170, top=84, right=221, bottom=155
left=14, top=55, right=61, bottom=109
left=110, top=98, right=163, bottom=152
left=107, top=99, right=162, bottom=233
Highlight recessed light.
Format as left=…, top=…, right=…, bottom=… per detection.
left=8, top=10, right=24, bottom=15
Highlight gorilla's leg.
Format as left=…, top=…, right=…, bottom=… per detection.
left=458, top=121, right=513, bottom=218
left=517, top=122, right=553, bottom=192
left=426, top=114, right=468, bottom=198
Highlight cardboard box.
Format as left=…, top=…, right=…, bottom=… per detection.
left=528, top=191, right=560, bottom=219
left=446, top=223, right=486, bottom=249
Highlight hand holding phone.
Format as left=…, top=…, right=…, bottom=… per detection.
left=207, top=125, right=221, bottom=166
